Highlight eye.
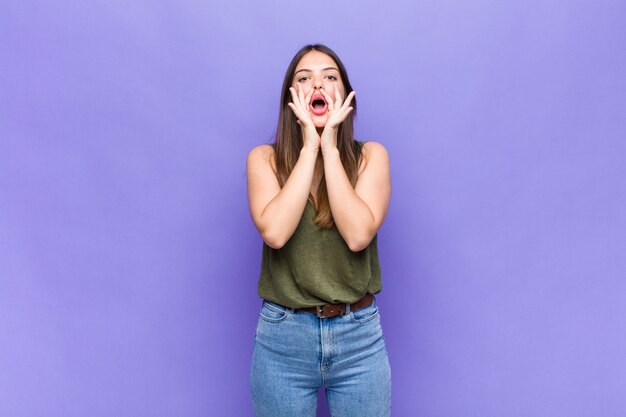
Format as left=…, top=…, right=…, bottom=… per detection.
left=325, top=75, right=338, bottom=81
left=297, top=76, right=310, bottom=82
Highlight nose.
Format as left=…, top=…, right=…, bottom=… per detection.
left=313, top=79, right=323, bottom=89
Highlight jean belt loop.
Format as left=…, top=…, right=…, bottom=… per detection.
left=345, top=302, right=351, bottom=315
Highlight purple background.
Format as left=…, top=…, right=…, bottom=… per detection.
left=1, top=1, right=625, bottom=416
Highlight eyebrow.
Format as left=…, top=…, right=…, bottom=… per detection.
left=294, top=67, right=339, bottom=75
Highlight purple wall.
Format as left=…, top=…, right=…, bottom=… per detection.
left=2, top=1, right=625, bottom=416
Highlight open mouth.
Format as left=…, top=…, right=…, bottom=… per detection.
left=309, top=93, right=328, bottom=116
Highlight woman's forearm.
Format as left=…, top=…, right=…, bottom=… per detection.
left=256, top=147, right=318, bottom=248
left=322, top=147, right=378, bottom=251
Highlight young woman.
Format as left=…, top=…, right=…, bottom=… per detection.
left=246, top=44, right=391, bottom=417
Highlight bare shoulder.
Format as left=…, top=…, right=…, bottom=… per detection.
left=247, top=144, right=274, bottom=162
left=358, top=141, right=389, bottom=175
left=362, top=141, right=388, bottom=158
left=247, top=144, right=276, bottom=170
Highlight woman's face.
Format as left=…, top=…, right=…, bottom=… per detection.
left=292, top=50, right=346, bottom=129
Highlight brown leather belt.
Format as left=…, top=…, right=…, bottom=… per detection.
left=297, top=293, right=374, bottom=318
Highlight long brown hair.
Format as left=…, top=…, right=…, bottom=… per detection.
left=274, top=44, right=362, bottom=229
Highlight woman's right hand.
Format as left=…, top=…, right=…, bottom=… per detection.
left=287, top=83, right=320, bottom=151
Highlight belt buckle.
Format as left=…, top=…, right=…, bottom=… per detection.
left=316, top=304, right=345, bottom=318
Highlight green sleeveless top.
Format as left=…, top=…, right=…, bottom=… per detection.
left=257, top=141, right=382, bottom=309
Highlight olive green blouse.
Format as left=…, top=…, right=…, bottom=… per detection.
left=257, top=143, right=382, bottom=309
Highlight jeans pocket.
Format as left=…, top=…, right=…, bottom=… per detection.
left=259, top=300, right=289, bottom=323
left=350, top=302, right=379, bottom=323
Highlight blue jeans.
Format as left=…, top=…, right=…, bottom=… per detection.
left=250, top=297, right=391, bottom=417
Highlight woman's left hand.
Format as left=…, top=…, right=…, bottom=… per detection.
left=320, top=85, right=355, bottom=152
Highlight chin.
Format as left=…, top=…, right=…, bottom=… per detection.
left=311, top=115, right=329, bottom=129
